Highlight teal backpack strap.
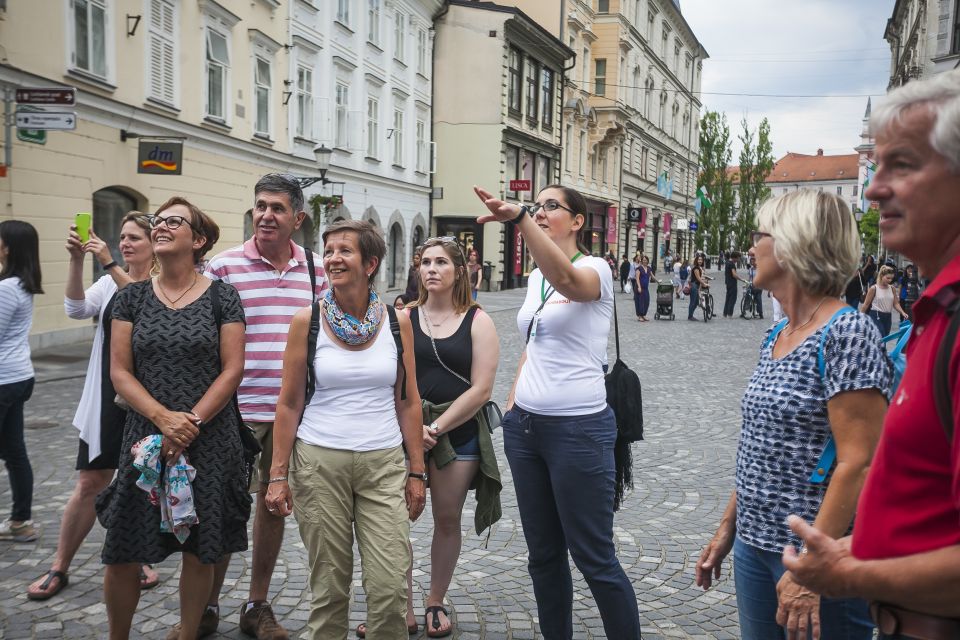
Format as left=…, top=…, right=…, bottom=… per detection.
left=810, top=306, right=857, bottom=483
left=763, top=319, right=789, bottom=350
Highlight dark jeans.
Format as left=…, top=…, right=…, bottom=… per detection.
left=688, top=282, right=700, bottom=319
left=869, top=310, right=893, bottom=337
left=503, top=406, right=641, bottom=640
left=724, top=284, right=738, bottom=317
left=845, top=294, right=862, bottom=309
left=0, top=378, right=35, bottom=522
left=752, top=287, right=764, bottom=318
left=734, top=537, right=873, bottom=639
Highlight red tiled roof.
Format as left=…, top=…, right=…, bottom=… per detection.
left=725, top=150, right=859, bottom=185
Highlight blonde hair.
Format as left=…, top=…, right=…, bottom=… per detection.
left=756, top=189, right=860, bottom=297
left=408, top=237, right=479, bottom=314
left=878, top=265, right=895, bottom=279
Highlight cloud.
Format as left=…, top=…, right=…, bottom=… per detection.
left=681, top=0, right=895, bottom=159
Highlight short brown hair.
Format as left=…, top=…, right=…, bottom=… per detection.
left=321, top=219, right=386, bottom=283
left=408, top=237, right=479, bottom=313
left=154, top=196, right=220, bottom=264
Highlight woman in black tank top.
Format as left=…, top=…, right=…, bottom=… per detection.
left=396, top=237, right=500, bottom=638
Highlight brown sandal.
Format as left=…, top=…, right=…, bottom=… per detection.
left=27, top=570, right=69, bottom=601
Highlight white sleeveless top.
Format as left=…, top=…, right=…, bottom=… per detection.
left=871, top=285, right=895, bottom=313
left=297, top=319, right=403, bottom=451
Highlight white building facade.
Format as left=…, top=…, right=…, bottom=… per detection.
left=885, top=0, right=960, bottom=87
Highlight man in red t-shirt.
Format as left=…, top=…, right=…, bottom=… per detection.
left=783, top=71, right=960, bottom=638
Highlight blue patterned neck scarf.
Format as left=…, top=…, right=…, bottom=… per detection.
left=323, top=289, right=384, bottom=345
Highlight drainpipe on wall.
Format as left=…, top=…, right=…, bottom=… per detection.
left=428, top=1, right=451, bottom=237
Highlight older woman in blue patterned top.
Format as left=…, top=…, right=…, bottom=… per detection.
left=694, top=190, right=893, bottom=640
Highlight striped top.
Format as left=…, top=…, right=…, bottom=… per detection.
left=205, top=238, right=327, bottom=421
left=0, top=277, right=34, bottom=385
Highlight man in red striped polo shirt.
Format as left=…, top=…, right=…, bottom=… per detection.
left=190, top=174, right=327, bottom=640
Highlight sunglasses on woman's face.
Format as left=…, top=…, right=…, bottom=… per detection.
left=425, top=236, right=465, bottom=256
left=148, top=215, right=197, bottom=232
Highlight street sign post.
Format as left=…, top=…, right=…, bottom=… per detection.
left=15, top=88, right=76, bottom=106
left=15, top=111, right=77, bottom=130
left=13, top=105, right=46, bottom=145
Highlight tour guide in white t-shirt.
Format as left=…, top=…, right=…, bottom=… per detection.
left=473, top=184, right=642, bottom=640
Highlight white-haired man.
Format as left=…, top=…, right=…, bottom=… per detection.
left=784, top=70, right=960, bottom=639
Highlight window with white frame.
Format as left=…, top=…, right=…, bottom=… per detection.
left=594, top=58, right=606, bottom=96
left=147, top=0, right=177, bottom=104
left=73, top=0, right=108, bottom=78
left=367, top=97, right=379, bottom=158
left=525, top=58, right=539, bottom=120
left=296, top=66, right=313, bottom=139
left=579, top=131, right=587, bottom=176
left=205, top=28, right=229, bottom=120
left=394, top=11, right=406, bottom=61
left=254, top=56, right=271, bottom=135
left=508, top=47, right=522, bottom=113
left=541, top=67, right=554, bottom=128
left=416, top=28, right=428, bottom=75
left=392, top=109, right=405, bottom=166
left=368, top=0, right=380, bottom=44
left=647, top=5, right=656, bottom=39
left=416, top=119, right=427, bottom=172
left=335, top=82, right=349, bottom=148
left=337, top=0, right=350, bottom=26
left=661, top=26, right=669, bottom=56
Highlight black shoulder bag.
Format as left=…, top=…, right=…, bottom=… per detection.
left=933, top=294, right=960, bottom=444
left=605, top=295, right=644, bottom=511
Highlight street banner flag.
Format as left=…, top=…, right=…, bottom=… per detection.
left=861, top=164, right=875, bottom=212
left=696, top=186, right=712, bottom=210
left=695, top=197, right=702, bottom=214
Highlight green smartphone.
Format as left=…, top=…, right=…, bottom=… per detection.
left=75, top=212, right=92, bottom=243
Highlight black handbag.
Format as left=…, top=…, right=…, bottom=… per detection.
left=604, top=295, right=643, bottom=510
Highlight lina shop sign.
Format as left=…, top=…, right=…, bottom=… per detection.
left=138, top=140, right=183, bottom=175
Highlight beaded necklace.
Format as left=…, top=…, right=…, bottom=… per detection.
left=323, top=289, right=384, bottom=345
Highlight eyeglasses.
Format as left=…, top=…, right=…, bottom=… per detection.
left=525, top=199, right=576, bottom=216
left=148, top=215, right=198, bottom=232
left=425, top=236, right=465, bottom=256
left=751, top=231, right=773, bottom=247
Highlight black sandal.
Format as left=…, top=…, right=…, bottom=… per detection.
left=27, top=570, right=69, bottom=601
left=139, top=564, right=159, bottom=590
left=425, top=606, right=453, bottom=638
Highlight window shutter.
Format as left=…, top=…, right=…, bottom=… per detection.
left=148, top=0, right=176, bottom=104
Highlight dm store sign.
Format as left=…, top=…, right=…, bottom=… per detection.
left=138, top=141, right=183, bottom=175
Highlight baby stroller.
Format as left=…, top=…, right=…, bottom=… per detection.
left=654, top=283, right=675, bottom=320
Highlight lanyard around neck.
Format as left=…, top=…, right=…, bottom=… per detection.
left=541, top=251, right=583, bottom=302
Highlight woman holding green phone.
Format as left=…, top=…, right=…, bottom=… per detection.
left=27, top=213, right=159, bottom=601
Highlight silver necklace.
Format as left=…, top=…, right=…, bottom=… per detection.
left=783, top=297, right=828, bottom=337
left=420, top=305, right=455, bottom=327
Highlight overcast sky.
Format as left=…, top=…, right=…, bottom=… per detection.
left=681, top=0, right=896, bottom=161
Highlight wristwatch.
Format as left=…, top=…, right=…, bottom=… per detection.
left=408, top=471, right=428, bottom=482
left=428, top=421, right=440, bottom=435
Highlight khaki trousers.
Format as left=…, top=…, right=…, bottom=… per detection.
left=289, top=441, right=410, bottom=640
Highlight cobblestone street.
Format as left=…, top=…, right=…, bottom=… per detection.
left=1, top=283, right=770, bottom=639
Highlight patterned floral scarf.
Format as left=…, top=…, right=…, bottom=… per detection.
left=323, top=288, right=384, bottom=345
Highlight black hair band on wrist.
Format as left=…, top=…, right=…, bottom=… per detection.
left=511, top=206, right=529, bottom=225
left=102, top=261, right=118, bottom=271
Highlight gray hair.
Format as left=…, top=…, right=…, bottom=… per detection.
left=756, top=189, right=860, bottom=298
left=871, top=69, right=960, bottom=171
left=254, top=173, right=305, bottom=213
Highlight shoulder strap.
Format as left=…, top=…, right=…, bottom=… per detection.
left=305, top=250, right=317, bottom=303
left=386, top=304, right=407, bottom=401
left=612, top=291, right=621, bottom=362
left=763, top=319, right=789, bottom=350
left=210, top=278, right=222, bottom=328
left=304, top=301, right=320, bottom=407
left=934, top=296, right=960, bottom=442
left=525, top=286, right=555, bottom=344
left=817, top=306, right=856, bottom=381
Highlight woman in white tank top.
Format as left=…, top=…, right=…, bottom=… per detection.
left=264, top=220, right=425, bottom=639
left=860, top=264, right=907, bottom=336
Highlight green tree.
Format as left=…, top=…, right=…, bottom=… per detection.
left=735, top=117, right=774, bottom=250
left=696, top=111, right=735, bottom=254
left=858, top=208, right=880, bottom=257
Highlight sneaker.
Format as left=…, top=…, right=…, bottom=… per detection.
left=239, top=601, right=289, bottom=640
left=0, top=520, right=38, bottom=542
left=166, top=607, right=220, bottom=639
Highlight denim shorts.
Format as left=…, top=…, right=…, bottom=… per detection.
left=451, top=434, right=480, bottom=461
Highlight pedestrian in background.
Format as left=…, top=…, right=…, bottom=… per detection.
left=265, top=220, right=426, bottom=639
left=862, top=255, right=877, bottom=287
left=898, top=263, right=921, bottom=321
left=467, top=247, right=482, bottom=301
left=678, top=259, right=690, bottom=299
left=688, top=253, right=709, bottom=320
left=619, top=254, right=630, bottom=293
left=860, top=265, right=907, bottom=336
left=746, top=256, right=763, bottom=319
left=633, top=254, right=658, bottom=322
left=696, top=189, right=891, bottom=640
left=474, top=183, right=642, bottom=640
left=784, top=67, right=960, bottom=640
left=844, top=267, right=865, bottom=309
left=723, top=251, right=746, bottom=318
left=201, top=173, right=327, bottom=640
left=100, top=197, right=250, bottom=639
left=0, top=220, right=43, bottom=544
left=27, top=214, right=159, bottom=601
left=403, top=245, right=423, bottom=306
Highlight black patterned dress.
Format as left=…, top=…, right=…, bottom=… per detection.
left=96, top=280, right=251, bottom=564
